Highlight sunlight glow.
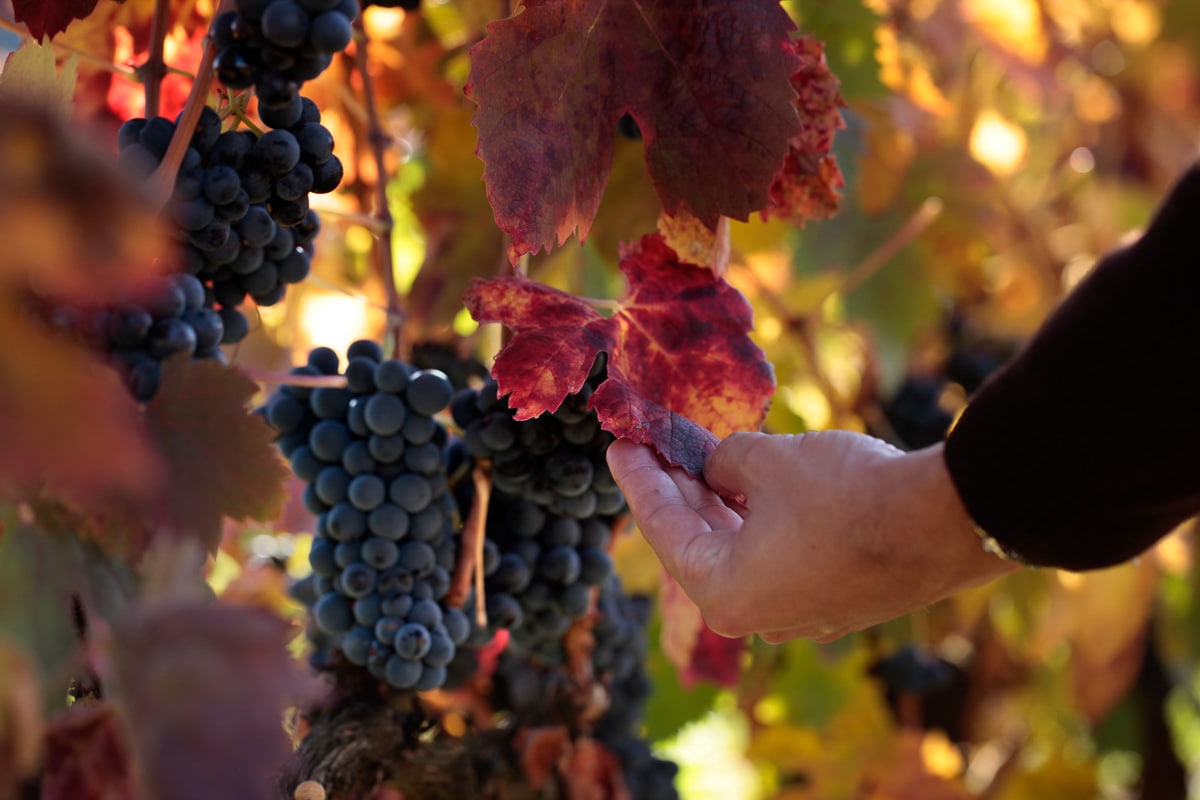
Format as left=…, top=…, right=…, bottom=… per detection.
left=963, top=0, right=1047, bottom=62
left=969, top=111, right=1028, bottom=176
left=297, top=291, right=374, bottom=360
left=1069, top=147, right=1096, bottom=173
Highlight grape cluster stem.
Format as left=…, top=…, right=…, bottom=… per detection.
left=148, top=0, right=235, bottom=210
left=447, top=463, right=492, bottom=624
left=350, top=17, right=404, bottom=357
left=144, top=0, right=172, bottom=118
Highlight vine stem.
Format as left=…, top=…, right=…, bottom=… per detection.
left=447, top=465, right=492, bottom=627
left=351, top=18, right=403, bottom=356
left=819, top=196, right=944, bottom=304
left=0, top=18, right=139, bottom=79
left=147, top=0, right=233, bottom=210
left=235, top=367, right=349, bottom=388
left=144, top=0, right=171, bottom=118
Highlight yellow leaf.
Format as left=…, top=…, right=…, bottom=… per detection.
left=0, top=38, right=77, bottom=114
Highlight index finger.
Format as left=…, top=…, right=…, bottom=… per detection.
left=607, top=441, right=741, bottom=573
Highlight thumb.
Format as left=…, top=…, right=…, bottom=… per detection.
left=703, top=431, right=772, bottom=501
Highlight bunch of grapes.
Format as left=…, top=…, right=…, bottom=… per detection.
left=111, top=99, right=342, bottom=397
left=265, top=341, right=478, bottom=692
left=66, top=272, right=224, bottom=401
left=590, top=579, right=679, bottom=800
left=879, top=314, right=1017, bottom=450
left=214, top=0, right=358, bottom=111
left=489, top=576, right=679, bottom=800
left=483, top=491, right=615, bottom=662
left=452, top=356, right=626, bottom=520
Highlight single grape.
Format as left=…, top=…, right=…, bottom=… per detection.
left=393, top=622, right=432, bottom=660
left=397, top=541, right=436, bottom=578
left=313, top=592, right=353, bottom=634
left=384, top=654, right=422, bottom=689
left=339, top=561, right=377, bottom=598
left=361, top=537, right=399, bottom=570
left=340, top=625, right=376, bottom=666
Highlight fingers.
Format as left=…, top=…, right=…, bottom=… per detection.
left=607, top=441, right=739, bottom=589
left=703, top=431, right=775, bottom=500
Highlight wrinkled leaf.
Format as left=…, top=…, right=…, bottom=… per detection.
left=11, top=0, right=100, bottom=39
left=763, top=36, right=846, bottom=227
left=0, top=39, right=77, bottom=113
left=466, top=233, right=774, bottom=474
left=145, top=359, right=290, bottom=552
left=41, top=702, right=137, bottom=800
left=0, top=311, right=162, bottom=512
left=465, top=0, right=800, bottom=260
left=516, top=725, right=570, bottom=791
left=105, top=602, right=308, bottom=800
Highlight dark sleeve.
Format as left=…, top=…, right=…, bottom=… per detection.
left=943, top=163, right=1200, bottom=570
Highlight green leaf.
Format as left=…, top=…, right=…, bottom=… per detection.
left=0, top=38, right=77, bottom=113
left=642, top=610, right=720, bottom=742
left=768, top=637, right=869, bottom=728
left=144, top=359, right=289, bottom=552
left=0, top=513, right=133, bottom=713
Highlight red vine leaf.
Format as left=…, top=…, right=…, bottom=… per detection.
left=658, top=570, right=742, bottom=688
left=516, top=725, right=570, bottom=790
left=465, top=0, right=801, bottom=261
left=41, top=702, right=138, bottom=800
left=0, top=99, right=167, bottom=305
left=105, top=603, right=309, bottom=800
left=11, top=0, right=100, bottom=39
left=0, top=313, right=162, bottom=512
left=562, top=738, right=632, bottom=800
left=763, top=36, right=847, bottom=226
left=145, top=359, right=290, bottom=552
left=0, top=642, right=43, bottom=792
left=465, top=233, right=774, bottom=475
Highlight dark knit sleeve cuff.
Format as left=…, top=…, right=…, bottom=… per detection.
left=943, top=162, right=1200, bottom=570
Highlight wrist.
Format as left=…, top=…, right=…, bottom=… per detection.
left=884, top=443, right=1021, bottom=600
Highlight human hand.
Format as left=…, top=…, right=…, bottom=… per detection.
left=606, top=431, right=1019, bottom=643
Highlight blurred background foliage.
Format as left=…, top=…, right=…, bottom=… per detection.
left=46, top=0, right=1200, bottom=796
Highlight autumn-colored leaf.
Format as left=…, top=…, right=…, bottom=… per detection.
left=466, top=233, right=774, bottom=474
left=41, top=702, right=138, bottom=800
left=0, top=99, right=166, bottom=304
left=11, top=0, right=100, bottom=39
left=656, top=211, right=730, bottom=277
left=144, top=359, right=290, bottom=552
left=562, top=738, right=632, bottom=800
left=0, top=311, right=162, bottom=512
left=0, top=640, right=43, bottom=792
left=517, top=725, right=570, bottom=790
left=763, top=36, right=847, bottom=227
left=658, top=571, right=742, bottom=689
left=0, top=39, right=78, bottom=113
left=105, top=602, right=310, bottom=800
left=465, top=0, right=801, bottom=260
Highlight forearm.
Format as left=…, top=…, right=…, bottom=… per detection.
left=944, top=163, right=1200, bottom=569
